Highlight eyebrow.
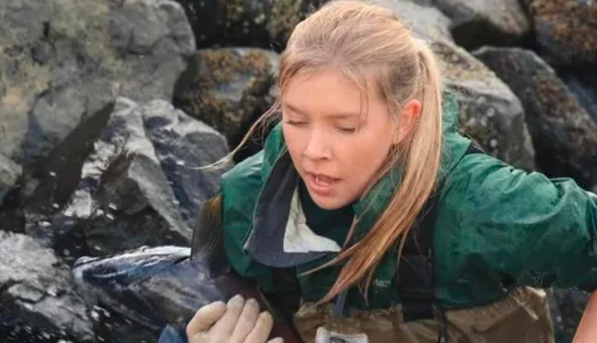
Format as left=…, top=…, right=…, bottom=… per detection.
left=282, top=102, right=362, bottom=119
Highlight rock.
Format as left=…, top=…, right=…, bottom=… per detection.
left=71, top=244, right=302, bottom=343
left=0, top=0, right=195, bottom=174
left=173, top=0, right=320, bottom=49
left=526, top=0, right=597, bottom=68
left=474, top=47, right=597, bottom=188
left=0, top=231, right=95, bottom=342
left=141, top=99, right=231, bottom=230
left=27, top=98, right=230, bottom=260
left=386, top=1, right=536, bottom=170
left=21, top=103, right=115, bottom=217
left=173, top=48, right=279, bottom=161
left=432, top=40, right=537, bottom=171
left=0, top=154, right=22, bottom=208
left=559, top=70, right=597, bottom=124
left=390, top=0, right=454, bottom=42
left=409, top=0, right=531, bottom=49
left=546, top=288, right=591, bottom=343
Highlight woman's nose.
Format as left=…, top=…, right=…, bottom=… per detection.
left=303, top=129, right=332, bottom=160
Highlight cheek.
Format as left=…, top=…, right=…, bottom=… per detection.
left=282, top=127, right=304, bottom=156
left=341, top=138, right=390, bottom=178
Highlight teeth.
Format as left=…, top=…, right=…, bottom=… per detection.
left=315, top=175, right=333, bottom=185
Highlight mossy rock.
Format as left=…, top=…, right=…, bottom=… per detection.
left=527, top=0, right=597, bottom=68
left=173, top=47, right=279, bottom=161
left=432, top=40, right=537, bottom=171
left=173, top=0, right=323, bottom=49
left=474, top=46, right=597, bottom=188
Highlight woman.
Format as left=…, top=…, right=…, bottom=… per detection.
left=181, top=0, right=597, bottom=342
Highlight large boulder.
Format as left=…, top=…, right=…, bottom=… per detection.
left=0, top=231, right=95, bottom=342
left=474, top=47, right=597, bottom=188
left=24, top=98, right=230, bottom=261
left=526, top=0, right=597, bottom=68
left=0, top=0, right=195, bottom=180
left=559, top=70, right=597, bottom=124
left=173, top=48, right=280, bottom=162
left=172, top=0, right=321, bottom=49
left=394, top=1, right=537, bottom=170
left=432, top=40, right=537, bottom=171
left=408, top=0, right=531, bottom=49
left=390, top=0, right=454, bottom=43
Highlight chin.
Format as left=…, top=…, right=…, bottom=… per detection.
left=310, top=194, right=351, bottom=210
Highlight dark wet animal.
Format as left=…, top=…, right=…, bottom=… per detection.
left=72, top=196, right=302, bottom=342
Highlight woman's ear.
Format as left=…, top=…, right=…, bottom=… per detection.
left=393, top=99, right=422, bottom=145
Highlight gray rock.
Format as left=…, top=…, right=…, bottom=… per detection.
left=389, top=0, right=454, bottom=42
left=432, top=40, right=537, bottom=171
left=173, top=47, right=279, bottom=161
left=28, top=97, right=231, bottom=259
left=141, top=99, right=232, bottom=231
left=0, top=0, right=195, bottom=172
left=0, top=231, right=95, bottom=342
left=526, top=0, right=597, bottom=68
left=474, top=47, right=597, bottom=188
left=0, top=154, right=22, bottom=208
left=408, top=0, right=531, bottom=49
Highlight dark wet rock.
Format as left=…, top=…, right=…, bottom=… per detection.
left=431, top=40, right=537, bottom=171
left=26, top=97, right=230, bottom=260
left=547, top=288, right=591, bottom=343
left=0, top=231, right=95, bottom=342
left=0, top=0, right=195, bottom=175
left=390, top=0, right=453, bottom=42
left=141, top=100, right=231, bottom=230
left=408, top=0, right=531, bottom=49
left=73, top=246, right=214, bottom=338
left=20, top=103, right=115, bottom=217
left=559, top=70, right=597, bottom=124
left=526, top=0, right=597, bottom=68
left=174, top=48, right=279, bottom=161
left=474, top=47, right=597, bottom=188
left=0, top=188, right=26, bottom=235
left=173, top=0, right=321, bottom=49
left=71, top=245, right=302, bottom=343
left=0, top=154, right=22, bottom=208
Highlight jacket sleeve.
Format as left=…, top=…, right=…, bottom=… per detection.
left=220, top=151, right=276, bottom=294
left=442, top=152, right=597, bottom=292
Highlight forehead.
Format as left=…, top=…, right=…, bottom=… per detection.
left=281, top=69, right=377, bottom=117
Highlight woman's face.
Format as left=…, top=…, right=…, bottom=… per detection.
left=281, top=69, right=419, bottom=210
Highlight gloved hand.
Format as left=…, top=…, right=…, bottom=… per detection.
left=186, top=294, right=283, bottom=343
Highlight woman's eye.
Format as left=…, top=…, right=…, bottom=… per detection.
left=337, top=127, right=357, bottom=133
left=286, top=120, right=307, bottom=126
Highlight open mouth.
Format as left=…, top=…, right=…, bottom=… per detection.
left=305, top=172, right=340, bottom=195
left=314, top=174, right=338, bottom=186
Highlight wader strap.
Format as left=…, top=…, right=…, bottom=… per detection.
left=398, top=181, right=442, bottom=323
left=333, top=289, right=349, bottom=317
left=397, top=141, right=485, bottom=343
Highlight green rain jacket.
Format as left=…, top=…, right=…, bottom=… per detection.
left=219, top=92, right=597, bottom=311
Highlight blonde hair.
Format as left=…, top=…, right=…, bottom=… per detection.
left=222, top=0, right=443, bottom=304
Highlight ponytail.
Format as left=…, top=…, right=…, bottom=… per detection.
left=314, top=39, right=443, bottom=304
